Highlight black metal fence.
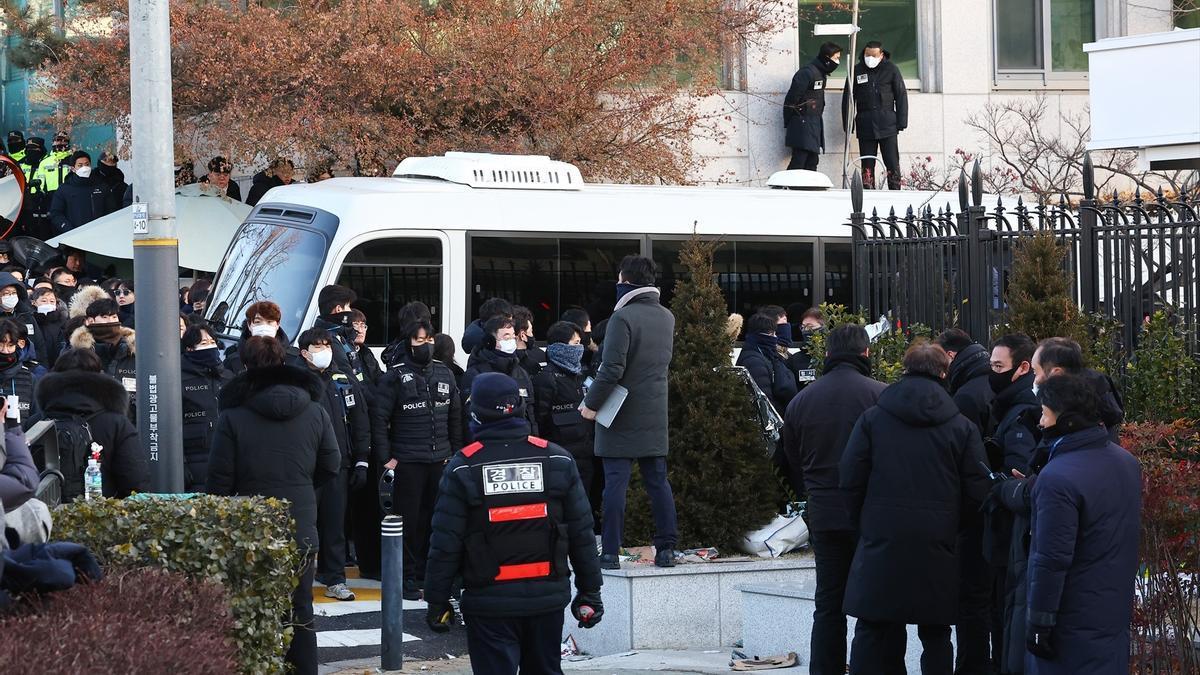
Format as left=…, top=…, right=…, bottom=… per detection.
left=849, top=155, right=1200, bottom=356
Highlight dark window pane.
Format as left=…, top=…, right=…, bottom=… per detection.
left=824, top=242, right=854, bottom=307
left=338, top=237, right=442, bottom=346
left=209, top=222, right=328, bottom=341
left=797, top=0, right=920, bottom=79
left=1050, top=0, right=1094, bottom=72
left=559, top=238, right=641, bottom=330
left=996, top=0, right=1043, bottom=70
left=654, top=239, right=814, bottom=319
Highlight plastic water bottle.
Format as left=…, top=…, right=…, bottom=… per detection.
left=84, top=457, right=103, bottom=501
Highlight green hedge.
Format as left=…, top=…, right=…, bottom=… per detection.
left=53, top=495, right=303, bottom=674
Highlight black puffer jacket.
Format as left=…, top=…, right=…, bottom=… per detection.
left=462, top=348, right=538, bottom=438
left=309, top=364, right=371, bottom=467
left=244, top=170, right=289, bottom=207
left=840, top=50, right=909, bottom=140
left=0, top=272, right=47, bottom=363
left=371, top=356, right=463, bottom=464
left=736, top=334, right=798, bottom=414
left=532, top=362, right=594, bottom=460
left=48, top=172, right=107, bottom=233
left=208, top=365, right=341, bottom=549
left=947, top=343, right=994, bottom=438
left=424, top=421, right=602, bottom=618
left=839, top=374, right=991, bottom=625
left=31, top=370, right=148, bottom=498
left=69, top=325, right=137, bottom=421
left=34, top=305, right=68, bottom=367
left=180, top=354, right=233, bottom=492
left=0, top=360, right=39, bottom=425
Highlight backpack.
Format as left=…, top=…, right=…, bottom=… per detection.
left=33, top=413, right=100, bottom=503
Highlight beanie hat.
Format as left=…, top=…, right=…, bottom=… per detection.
left=469, top=372, right=524, bottom=423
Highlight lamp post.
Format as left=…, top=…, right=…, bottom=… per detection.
left=813, top=0, right=862, bottom=188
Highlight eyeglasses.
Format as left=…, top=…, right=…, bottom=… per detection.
left=116, top=289, right=134, bottom=296
left=0, top=290, right=18, bottom=298
left=352, top=321, right=368, bottom=330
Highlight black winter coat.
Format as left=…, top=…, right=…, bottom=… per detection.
left=372, top=357, right=462, bottom=464
left=93, top=163, right=126, bottom=215
left=518, top=345, right=547, bottom=377
left=423, top=422, right=602, bottom=618
left=245, top=171, right=289, bottom=207
left=783, top=59, right=830, bottom=152
left=180, top=354, right=233, bottom=492
left=208, top=365, right=341, bottom=549
left=0, top=360, right=39, bottom=425
left=841, top=52, right=908, bottom=140
left=357, top=345, right=384, bottom=389
left=48, top=173, right=107, bottom=233
left=461, top=319, right=487, bottom=357
left=839, top=374, right=991, bottom=624
left=309, top=365, right=371, bottom=468
left=31, top=370, right=148, bottom=498
left=69, top=325, right=137, bottom=421
left=1026, top=426, right=1140, bottom=674
left=0, top=273, right=48, bottom=363
left=947, top=343, right=995, bottom=439
left=782, top=356, right=887, bottom=532
left=532, top=362, right=594, bottom=460
left=736, top=334, right=797, bottom=414
left=462, top=348, right=539, bottom=439
left=34, top=306, right=67, bottom=367
left=989, top=373, right=1040, bottom=475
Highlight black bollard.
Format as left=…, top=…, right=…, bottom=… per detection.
left=380, top=515, right=404, bottom=671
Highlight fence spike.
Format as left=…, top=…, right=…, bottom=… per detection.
left=906, top=205, right=915, bottom=218
left=871, top=206, right=879, bottom=218
left=1156, top=186, right=1166, bottom=203
left=888, top=206, right=897, bottom=219
left=971, top=159, right=983, bottom=207
left=851, top=170, right=864, bottom=214
left=996, top=194, right=1005, bottom=209
left=1082, top=152, right=1095, bottom=200
left=958, top=168, right=969, bottom=211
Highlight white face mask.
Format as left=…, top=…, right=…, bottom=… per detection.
left=249, top=323, right=277, bottom=338
left=498, top=338, right=518, bottom=354
left=864, top=55, right=882, bottom=69
left=37, top=304, right=55, bottom=314
left=308, top=349, right=333, bottom=370
left=1, top=295, right=18, bottom=310
left=75, top=165, right=92, bottom=178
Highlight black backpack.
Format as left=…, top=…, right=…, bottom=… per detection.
left=32, top=413, right=100, bottom=503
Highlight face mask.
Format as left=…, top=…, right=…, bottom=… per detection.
left=864, top=55, right=882, bottom=69
left=775, top=323, right=793, bottom=344
left=24, top=148, right=45, bottom=167
left=0, top=351, right=17, bottom=368
left=409, top=342, right=433, bottom=366
left=497, top=338, right=518, bottom=355
left=249, top=323, right=277, bottom=338
left=74, top=165, right=92, bottom=178
left=308, top=349, right=333, bottom=370
left=581, top=331, right=592, bottom=345
left=185, top=346, right=223, bottom=370
left=37, top=304, right=55, bottom=315
left=0, top=295, right=17, bottom=310
left=988, top=368, right=1015, bottom=395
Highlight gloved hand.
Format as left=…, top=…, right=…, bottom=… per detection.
left=43, top=541, right=104, bottom=583
left=349, top=464, right=368, bottom=491
left=571, top=590, right=604, bottom=629
left=426, top=601, right=453, bottom=633
left=1026, top=622, right=1056, bottom=660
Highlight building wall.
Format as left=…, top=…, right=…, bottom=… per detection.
left=691, top=0, right=1175, bottom=187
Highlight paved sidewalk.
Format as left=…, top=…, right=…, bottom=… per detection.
left=322, top=649, right=808, bottom=674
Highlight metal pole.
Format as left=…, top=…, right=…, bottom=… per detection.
left=840, top=0, right=861, bottom=188
left=381, top=515, right=405, bottom=672
left=129, top=0, right=184, bottom=493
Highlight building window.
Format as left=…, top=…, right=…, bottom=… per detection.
left=797, top=0, right=920, bottom=80
left=337, top=237, right=443, bottom=346
left=469, top=236, right=641, bottom=338
left=995, top=0, right=1095, bottom=81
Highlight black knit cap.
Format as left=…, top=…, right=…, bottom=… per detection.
left=470, top=372, right=524, bottom=423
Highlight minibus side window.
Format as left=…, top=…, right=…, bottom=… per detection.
left=337, top=238, right=443, bottom=346
left=824, top=242, right=854, bottom=307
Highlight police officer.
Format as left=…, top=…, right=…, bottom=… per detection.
left=841, top=40, right=908, bottom=190
left=783, top=41, right=843, bottom=171
left=424, top=372, right=603, bottom=675
left=5, top=131, right=25, bottom=163
left=371, top=318, right=463, bottom=600
left=31, top=132, right=73, bottom=195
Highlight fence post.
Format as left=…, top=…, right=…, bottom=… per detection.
left=1078, top=153, right=1100, bottom=314
left=850, top=169, right=866, bottom=313
left=381, top=515, right=405, bottom=672
left=964, top=160, right=990, bottom=342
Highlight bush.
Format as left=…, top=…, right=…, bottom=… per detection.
left=0, top=567, right=238, bottom=673
left=803, top=303, right=930, bottom=384
left=52, top=495, right=302, bottom=674
left=1123, top=422, right=1200, bottom=674
left=623, top=236, right=784, bottom=549
left=1124, top=312, right=1200, bottom=423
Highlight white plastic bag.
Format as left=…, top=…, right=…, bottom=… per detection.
left=740, top=508, right=809, bottom=558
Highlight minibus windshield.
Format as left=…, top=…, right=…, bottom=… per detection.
left=206, top=221, right=328, bottom=341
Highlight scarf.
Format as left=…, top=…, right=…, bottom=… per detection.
left=614, top=285, right=659, bottom=311
left=88, top=322, right=124, bottom=346
left=546, top=343, right=584, bottom=374
left=184, top=347, right=222, bottom=371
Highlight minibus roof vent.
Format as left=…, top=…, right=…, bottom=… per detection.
left=766, top=169, right=834, bottom=191
left=393, top=152, right=585, bottom=190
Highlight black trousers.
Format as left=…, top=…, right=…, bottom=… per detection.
left=316, top=466, right=349, bottom=585
left=850, top=620, right=953, bottom=675
left=287, top=553, right=317, bottom=675
left=788, top=147, right=820, bottom=171
left=601, top=456, right=678, bottom=554
left=466, top=611, right=565, bottom=675
left=349, top=459, right=383, bottom=578
left=859, top=135, right=901, bottom=190
left=955, top=523, right=995, bottom=675
left=809, top=529, right=858, bottom=675
left=391, top=461, right=444, bottom=584
left=575, top=454, right=604, bottom=535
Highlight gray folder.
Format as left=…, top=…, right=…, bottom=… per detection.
left=595, top=384, right=629, bottom=429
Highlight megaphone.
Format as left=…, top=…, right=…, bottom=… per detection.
left=9, top=236, right=60, bottom=275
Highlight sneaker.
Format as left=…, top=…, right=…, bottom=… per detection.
left=599, top=554, right=621, bottom=570
left=654, top=548, right=677, bottom=568
left=325, top=583, right=356, bottom=601
left=403, top=578, right=421, bottom=601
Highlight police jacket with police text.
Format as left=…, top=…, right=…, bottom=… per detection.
left=532, top=361, right=594, bottom=460
left=423, top=421, right=602, bottom=618
left=371, top=356, right=463, bottom=464
left=462, top=348, right=539, bottom=439
left=0, top=360, right=39, bottom=425
left=180, top=355, right=233, bottom=491
left=312, top=364, right=371, bottom=468
left=840, top=51, right=908, bottom=140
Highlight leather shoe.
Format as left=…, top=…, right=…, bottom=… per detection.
left=654, top=549, right=677, bottom=568
left=599, top=554, right=620, bottom=570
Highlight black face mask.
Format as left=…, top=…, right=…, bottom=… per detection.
left=7, top=140, right=23, bottom=155
left=988, top=368, right=1015, bottom=394
left=820, top=56, right=840, bottom=73
left=54, top=284, right=76, bottom=303
left=409, top=342, right=433, bottom=366
left=581, top=331, right=592, bottom=345
left=0, top=350, right=17, bottom=369
left=23, top=148, right=45, bottom=168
